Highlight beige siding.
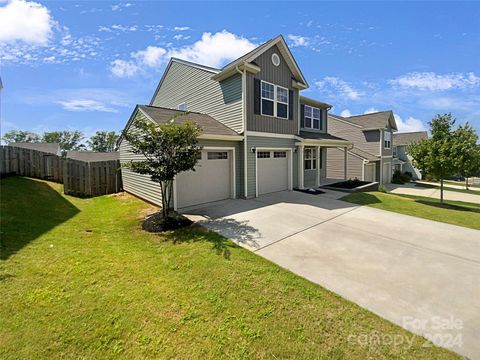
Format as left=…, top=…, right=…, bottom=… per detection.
left=246, top=45, right=299, bottom=135
left=326, top=147, right=363, bottom=180
left=151, top=61, right=243, bottom=133
left=328, top=116, right=381, bottom=156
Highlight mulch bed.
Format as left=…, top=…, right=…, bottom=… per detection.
left=327, top=179, right=370, bottom=189
left=294, top=188, right=326, bottom=195
left=142, top=211, right=193, bottom=232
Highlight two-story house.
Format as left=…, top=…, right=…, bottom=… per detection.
left=392, top=131, right=428, bottom=179
left=326, top=112, right=398, bottom=184
left=119, top=35, right=351, bottom=209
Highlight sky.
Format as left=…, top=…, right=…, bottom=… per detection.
left=1, top=0, right=479, bottom=141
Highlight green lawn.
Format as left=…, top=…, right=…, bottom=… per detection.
left=341, top=191, right=480, bottom=230
left=0, top=177, right=458, bottom=359
left=444, top=180, right=480, bottom=189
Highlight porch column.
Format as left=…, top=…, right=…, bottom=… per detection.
left=316, top=146, right=321, bottom=186
left=298, top=145, right=304, bottom=189
left=344, top=147, right=348, bottom=180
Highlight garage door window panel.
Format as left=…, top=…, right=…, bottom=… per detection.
left=207, top=151, right=228, bottom=160
left=257, top=151, right=271, bottom=158
left=274, top=151, right=287, bottom=158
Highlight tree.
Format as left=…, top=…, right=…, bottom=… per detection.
left=408, top=113, right=458, bottom=203
left=122, top=116, right=202, bottom=219
left=453, top=124, right=480, bottom=190
left=2, top=130, right=40, bottom=144
left=87, top=131, right=119, bottom=152
left=42, top=131, right=85, bottom=153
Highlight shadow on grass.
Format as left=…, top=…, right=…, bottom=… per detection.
left=415, top=200, right=480, bottom=213
left=0, top=177, right=80, bottom=260
left=342, top=192, right=382, bottom=206
left=165, top=224, right=242, bottom=260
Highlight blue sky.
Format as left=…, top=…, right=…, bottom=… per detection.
left=1, top=0, right=479, bottom=140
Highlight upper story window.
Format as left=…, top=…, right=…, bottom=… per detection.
left=178, top=102, right=186, bottom=111
left=384, top=131, right=392, bottom=149
left=393, top=146, right=397, bottom=157
left=302, top=105, right=322, bottom=130
left=261, top=80, right=288, bottom=119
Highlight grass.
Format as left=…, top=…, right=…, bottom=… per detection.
left=0, top=177, right=458, bottom=359
left=414, top=182, right=480, bottom=195
left=444, top=180, right=480, bottom=189
left=341, top=191, right=480, bottom=230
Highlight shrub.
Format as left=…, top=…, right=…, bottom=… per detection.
left=392, top=170, right=405, bottom=184
left=404, top=171, right=413, bottom=180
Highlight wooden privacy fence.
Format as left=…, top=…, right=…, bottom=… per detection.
left=0, top=145, right=63, bottom=182
left=63, top=159, right=122, bottom=197
left=0, top=145, right=122, bottom=197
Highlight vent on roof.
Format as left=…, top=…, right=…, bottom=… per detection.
left=271, top=53, right=280, bottom=67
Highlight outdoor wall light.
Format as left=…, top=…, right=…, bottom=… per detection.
left=251, top=147, right=256, bottom=153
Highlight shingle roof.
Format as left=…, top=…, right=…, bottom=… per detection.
left=299, top=96, right=332, bottom=109
left=9, top=142, right=60, bottom=155
left=299, top=131, right=348, bottom=142
left=66, top=151, right=119, bottom=162
left=345, top=111, right=397, bottom=130
left=349, top=147, right=379, bottom=161
left=139, top=105, right=239, bottom=136
left=393, top=131, right=428, bottom=145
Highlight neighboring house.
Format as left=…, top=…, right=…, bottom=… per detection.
left=9, top=142, right=61, bottom=156
left=326, top=112, right=398, bottom=184
left=119, top=35, right=351, bottom=209
left=392, top=131, right=428, bottom=179
left=66, top=151, right=119, bottom=162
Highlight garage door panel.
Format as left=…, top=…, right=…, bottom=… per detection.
left=364, top=164, right=375, bottom=182
left=176, top=150, right=232, bottom=208
left=257, top=151, right=289, bottom=195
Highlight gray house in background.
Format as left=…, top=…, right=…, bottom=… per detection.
left=119, top=35, right=352, bottom=209
left=66, top=151, right=119, bottom=162
left=9, top=142, right=61, bottom=156
left=326, top=112, right=398, bottom=184
left=392, top=131, right=428, bottom=179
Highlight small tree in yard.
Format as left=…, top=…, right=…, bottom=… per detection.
left=408, top=113, right=458, bottom=203
left=122, top=116, right=201, bottom=220
left=88, top=131, right=119, bottom=152
left=453, top=124, right=480, bottom=190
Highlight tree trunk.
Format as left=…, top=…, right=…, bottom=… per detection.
left=160, top=181, right=168, bottom=218
left=466, top=177, right=469, bottom=190
left=440, top=178, right=444, bottom=203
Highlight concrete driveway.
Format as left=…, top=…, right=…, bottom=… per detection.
left=182, top=190, right=480, bottom=358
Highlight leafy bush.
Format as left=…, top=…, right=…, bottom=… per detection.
left=404, top=171, right=413, bottom=180
left=392, top=170, right=412, bottom=184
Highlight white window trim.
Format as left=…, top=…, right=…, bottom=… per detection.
left=260, top=80, right=289, bottom=119
left=303, top=105, right=321, bottom=130
left=304, top=147, right=317, bottom=170
left=178, top=102, right=186, bottom=111
left=393, top=146, right=397, bottom=157
left=384, top=131, right=392, bottom=149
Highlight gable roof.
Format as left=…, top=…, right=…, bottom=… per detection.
left=300, top=95, right=332, bottom=109
left=67, top=151, right=119, bottom=162
left=9, top=142, right=60, bottom=155
left=138, top=105, right=241, bottom=138
left=330, top=111, right=397, bottom=131
left=393, top=131, right=428, bottom=145
left=213, top=35, right=308, bottom=88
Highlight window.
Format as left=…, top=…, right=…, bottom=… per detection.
left=384, top=132, right=392, bottom=149
left=303, top=105, right=321, bottom=130
left=261, top=81, right=274, bottom=116
left=207, top=151, right=228, bottom=160
left=178, top=102, right=186, bottom=111
left=393, top=146, right=397, bottom=157
left=276, top=86, right=288, bottom=119
left=274, top=151, right=287, bottom=158
left=304, top=148, right=317, bottom=170
left=261, top=81, right=289, bottom=118
left=257, top=151, right=271, bottom=158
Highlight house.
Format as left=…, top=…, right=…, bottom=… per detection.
left=326, top=112, right=398, bottom=184
left=9, top=142, right=61, bottom=156
left=66, top=151, right=119, bottom=162
left=119, top=35, right=352, bottom=209
left=392, top=131, right=428, bottom=179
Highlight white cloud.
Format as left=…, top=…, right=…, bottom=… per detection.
left=174, top=26, right=190, bottom=31
left=111, top=2, right=132, bottom=11
left=390, top=72, right=480, bottom=91
left=57, top=99, right=118, bottom=113
left=0, top=0, right=55, bottom=45
left=315, top=77, right=363, bottom=100
left=110, top=59, right=139, bottom=77
left=340, top=109, right=352, bottom=117
left=173, top=34, right=190, bottom=41
left=110, top=30, right=257, bottom=77
left=287, top=34, right=310, bottom=47
left=363, top=107, right=378, bottom=114
left=393, top=114, right=426, bottom=132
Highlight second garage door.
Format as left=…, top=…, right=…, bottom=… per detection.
left=257, top=150, right=289, bottom=195
left=176, top=150, right=232, bottom=208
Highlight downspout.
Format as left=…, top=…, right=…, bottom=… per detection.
left=235, top=63, right=248, bottom=199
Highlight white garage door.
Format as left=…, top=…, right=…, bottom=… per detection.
left=382, top=162, right=392, bottom=183
left=364, top=163, right=375, bottom=182
left=257, top=150, right=289, bottom=195
left=176, top=150, right=232, bottom=208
